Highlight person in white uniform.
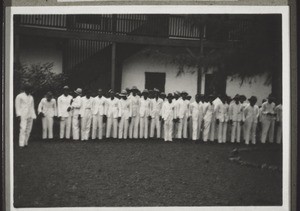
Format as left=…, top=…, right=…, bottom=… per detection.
left=275, top=99, right=282, bottom=144
left=161, top=93, right=175, bottom=142
left=80, top=90, right=93, bottom=141
left=15, top=85, right=37, bottom=147
left=91, top=89, right=106, bottom=140
left=229, top=94, right=243, bottom=143
left=160, top=92, right=167, bottom=139
left=150, top=88, right=163, bottom=139
left=128, top=86, right=140, bottom=139
left=260, top=95, right=276, bottom=143
left=186, top=95, right=193, bottom=140
left=105, top=90, right=120, bottom=139
left=215, top=95, right=229, bottom=143
left=139, top=89, right=151, bottom=139
left=181, top=91, right=190, bottom=139
left=172, top=91, right=180, bottom=138
left=203, top=95, right=215, bottom=142
left=57, top=86, right=73, bottom=140
left=243, top=96, right=259, bottom=145
left=38, top=91, right=57, bottom=140
left=239, top=95, right=248, bottom=142
left=189, top=94, right=201, bottom=141
left=118, top=90, right=132, bottom=139
left=71, top=88, right=82, bottom=140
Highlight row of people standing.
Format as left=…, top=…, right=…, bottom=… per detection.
left=15, top=85, right=282, bottom=147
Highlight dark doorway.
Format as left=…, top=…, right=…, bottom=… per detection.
left=205, top=73, right=226, bottom=96
left=145, top=72, right=166, bottom=92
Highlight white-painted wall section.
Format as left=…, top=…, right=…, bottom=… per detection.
left=122, top=53, right=199, bottom=99
left=19, top=36, right=63, bottom=74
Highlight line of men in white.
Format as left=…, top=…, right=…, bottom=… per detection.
left=15, top=85, right=282, bottom=148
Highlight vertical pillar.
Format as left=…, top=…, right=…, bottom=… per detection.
left=111, top=42, right=116, bottom=91
left=14, top=34, right=20, bottom=64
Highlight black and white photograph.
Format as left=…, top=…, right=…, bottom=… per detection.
left=5, top=5, right=291, bottom=211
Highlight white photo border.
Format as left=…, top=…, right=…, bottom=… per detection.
left=6, top=5, right=290, bottom=211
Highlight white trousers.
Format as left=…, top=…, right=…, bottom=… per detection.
left=192, top=117, right=199, bottom=141
left=261, top=118, right=275, bottom=143
left=81, top=110, right=92, bottom=141
left=209, top=120, right=216, bottom=141
left=92, top=114, right=103, bottom=139
left=276, top=122, right=282, bottom=144
left=164, top=119, right=173, bottom=141
left=150, top=115, right=161, bottom=138
left=60, top=116, right=72, bottom=139
left=231, top=121, right=241, bottom=143
left=19, top=117, right=33, bottom=147
left=188, top=117, right=193, bottom=139
left=42, top=116, right=54, bottom=139
left=106, top=117, right=118, bottom=138
left=217, top=121, right=228, bottom=143
left=177, top=117, right=185, bottom=139
left=118, top=116, right=129, bottom=139
left=139, top=116, right=149, bottom=139
left=129, top=115, right=139, bottom=139
left=244, top=121, right=257, bottom=144
left=173, top=122, right=178, bottom=138
left=72, top=115, right=80, bottom=140
left=203, top=119, right=211, bottom=142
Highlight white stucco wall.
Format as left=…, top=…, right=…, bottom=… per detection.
left=122, top=53, right=198, bottom=99
left=226, top=74, right=272, bottom=105
left=121, top=49, right=272, bottom=105
left=19, top=36, right=63, bottom=74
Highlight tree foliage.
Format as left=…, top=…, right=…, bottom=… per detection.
left=14, top=62, right=69, bottom=103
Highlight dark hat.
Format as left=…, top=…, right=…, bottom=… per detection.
left=181, top=91, right=188, bottom=95
left=248, top=96, right=257, bottom=102
left=267, top=94, right=276, bottom=100
left=239, top=95, right=246, bottom=101
left=233, top=94, right=240, bottom=100
left=167, top=93, right=173, bottom=98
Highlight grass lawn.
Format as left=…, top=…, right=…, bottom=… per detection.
left=13, top=138, right=282, bottom=207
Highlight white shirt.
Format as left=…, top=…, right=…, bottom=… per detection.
left=38, top=98, right=57, bottom=117
left=189, top=101, right=203, bottom=120
left=203, top=102, right=215, bottom=122
left=139, top=97, right=151, bottom=117
left=80, top=96, right=93, bottom=117
left=15, top=92, right=36, bottom=119
left=261, top=102, right=276, bottom=118
left=162, top=101, right=175, bottom=122
left=150, top=98, right=163, bottom=118
left=118, top=98, right=132, bottom=119
left=71, top=96, right=82, bottom=116
left=105, top=98, right=120, bottom=118
left=229, top=102, right=243, bottom=121
left=243, top=104, right=259, bottom=123
left=128, top=95, right=140, bottom=117
left=92, top=96, right=107, bottom=115
left=275, top=104, right=282, bottom=122
left=215, top=103, right=228, bottom=122
left=57, top=94, right=73, bottom=118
